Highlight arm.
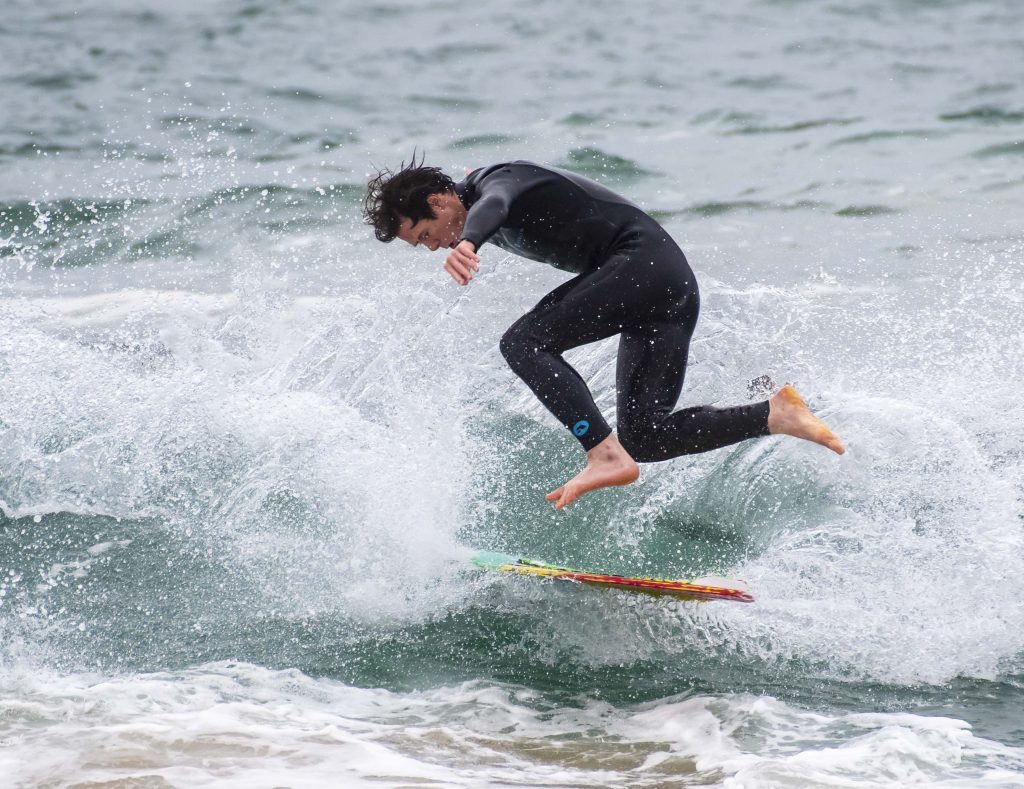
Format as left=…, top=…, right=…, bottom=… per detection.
left=443, top=173, right=515, bottom=286
left=443, top=164, right=549, bottom=285
left=458, top=190, right=512, bottom=251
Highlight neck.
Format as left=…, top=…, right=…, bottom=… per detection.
left=440, top=191, right=468, bottom=230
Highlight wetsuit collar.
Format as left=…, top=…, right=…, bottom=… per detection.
left=453, top=179, right=472, bottom=208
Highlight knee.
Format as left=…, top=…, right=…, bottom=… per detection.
left=499, top=320, right=538, bottom=372
left=499, top=324, right=523, bottom=365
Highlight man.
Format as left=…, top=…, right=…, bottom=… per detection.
left=363, top=157, right=844, bottom=509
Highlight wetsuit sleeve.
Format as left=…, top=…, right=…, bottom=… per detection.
left=459, top=190, right=512, bottom=250
left=459, top=165, right=553, bottom=250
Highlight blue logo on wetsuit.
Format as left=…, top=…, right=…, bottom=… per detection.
left=572, top=420, right=590, bottom=437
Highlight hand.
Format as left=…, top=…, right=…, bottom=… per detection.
left=444, top=240, right=479, bottom=285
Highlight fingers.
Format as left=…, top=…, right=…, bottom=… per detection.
left=444, top=244, right=480, bottom=285
left=443, top=259, right=462, bottom=284
left=444, top=257, right=473, bottom=285
left=455, top=240, right=479, bottom=267
left=453, top=247, right=479, bottom=270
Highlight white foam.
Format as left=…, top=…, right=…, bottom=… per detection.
left=2, top=665, right=1021, bottom=788
left=0, top=272, right=480, bottom=626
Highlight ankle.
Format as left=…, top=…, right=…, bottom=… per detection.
left=587, top=434, right=621, bottom=458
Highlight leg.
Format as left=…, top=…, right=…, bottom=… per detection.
left=503, top=234, right=709, bottom=508
left=616, top=313, right=774, bottom=462
left=616, top=314, right=844, bottom=461
left=499, top=260, right=638, bottom=451
left=501, top=232, right=843, bottom=510
left=500, top=225, right=702, bottom=452
left=499, top=260, right=649, bottom=509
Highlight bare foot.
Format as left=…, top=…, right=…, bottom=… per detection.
left=546, top=434, right=640, bottom=509
left=768, top=385, right=845, bottom=455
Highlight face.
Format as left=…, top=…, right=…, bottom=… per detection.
left=396, top=192, right=466, bottom=252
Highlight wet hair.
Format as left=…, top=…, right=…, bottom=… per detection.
left=363, top=153, right=456, bottom=242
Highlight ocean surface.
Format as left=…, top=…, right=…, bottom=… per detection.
left=2, top=1, right=1024, bottom=786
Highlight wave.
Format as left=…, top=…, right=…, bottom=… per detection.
left=3, top=664, right=1022, bottom=787
left=941, top=106, right=1024, bottom=124
left=448, top=133, right=518, bottom=150
left=973, top=141, right=1024, bottom=159
left=726, top=117, right=860, bottom=135
left=13, top=71, right=98, bottom=90
left=0, top=183, right=363, bottom=269
left=649, top=199, right=902, bottom=219
left=0, top=141, right=84, bottom=157
left=651, top=199, right=830, bottom=220
left=558, top=111, right=606, bottom=127
left=4, top=243, right=1022, bottom=691
left=557, top=147, right=658, bottom=181
left=830, top=129, right=942, bottom=146
left=834, top=204, right=901, bottom=217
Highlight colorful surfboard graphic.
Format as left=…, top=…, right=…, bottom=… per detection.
left=472, top=551, right=754, bottom=603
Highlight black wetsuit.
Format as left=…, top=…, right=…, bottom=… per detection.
left=454, top=161, right=768, bottom=462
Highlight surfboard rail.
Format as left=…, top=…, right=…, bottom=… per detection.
left=471, top=551, right=753, bottom=603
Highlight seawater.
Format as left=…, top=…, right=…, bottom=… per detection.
left=2, top=1, right=1024, bottom=786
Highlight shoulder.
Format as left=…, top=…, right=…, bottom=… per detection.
left=466, top=161, right=563, bottom=195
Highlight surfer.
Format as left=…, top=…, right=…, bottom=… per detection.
left=364, top=157, right=844, bottom=509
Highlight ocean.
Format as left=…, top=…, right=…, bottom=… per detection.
left=2, top=0, right=1024, bottom=786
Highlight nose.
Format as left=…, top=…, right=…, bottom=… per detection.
left=426, top=240, right=440, bottom=251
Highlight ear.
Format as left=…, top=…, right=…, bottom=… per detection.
left=427, top=193, right=444, bottom=208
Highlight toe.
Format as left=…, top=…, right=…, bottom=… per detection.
left=556, top=486, right=577, bottom=509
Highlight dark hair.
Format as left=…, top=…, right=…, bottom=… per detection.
left=363, top=153, right=456, bottom=242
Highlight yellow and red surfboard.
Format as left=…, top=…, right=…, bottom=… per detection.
left=472, top=552, right=753, bottom=603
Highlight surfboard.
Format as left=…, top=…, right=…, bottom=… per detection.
left=471, top=551, right=754, bottom=603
